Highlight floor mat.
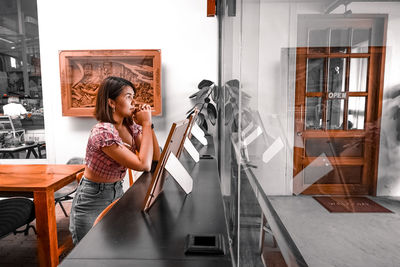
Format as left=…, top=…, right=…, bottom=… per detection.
left=313, top=196, right=393, bottom=213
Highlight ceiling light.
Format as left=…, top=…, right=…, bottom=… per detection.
left=344, top=2, right=352, bottom=16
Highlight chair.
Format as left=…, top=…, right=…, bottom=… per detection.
left=128, top=169, right=135, bottom=186
left=0, top=197, right=36, bottom=239
left=54, top=157, right=84, bottom=217
left=37, top=141, right=46, bottom=158
left=93, top=200, right=119, bottom=226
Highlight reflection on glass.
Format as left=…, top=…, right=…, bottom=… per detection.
left=306, top=97, right=322, bottom=130
left=308, top=28, right=329, bottom=53
left=328, top=58, right=346, bottom=92
left=327, top=99, right=344, bottom=129
left=330, top=28, right=350, bottom=53
left=348, top=97, right=366, bottom=130
left=349, top=58, right=368, bottom=92
left=293, top=153, right=333, bottom=195
left=351, top=28, right=371, bottom=53
left=306, top=58, right=324, bottom=92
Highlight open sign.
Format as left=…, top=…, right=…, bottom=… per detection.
left=328, top=92, right=346, bottom=99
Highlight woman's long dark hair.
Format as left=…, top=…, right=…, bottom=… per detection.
left=95, top=76, right=136, bottom=125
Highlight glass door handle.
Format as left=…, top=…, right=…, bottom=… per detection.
left=297, top=132, right=303, bottom=136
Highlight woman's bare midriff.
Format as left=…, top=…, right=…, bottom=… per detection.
left=83, top=167, right=123, bottom=183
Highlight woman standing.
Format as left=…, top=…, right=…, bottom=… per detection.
left=70, top=76, right=160, bottom=243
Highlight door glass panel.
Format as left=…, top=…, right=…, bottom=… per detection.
left=327, top=99, right=344, bottom=129
left=349, top=58, right=368, bottom=92
left=328, top=58, right=346, bottom=92
left=305, top=166, right=363, bottom=184
left=308, top=29, right=329, bottom=53
left=348, top=97, right=366, bottom=130
left=351, top=28, right=371, bottom=53
left=306, top=58, right=324, bottom=92
left=330, top=28, right=349, bottom=53
left=305, top=138, right=364, bottom=157
left=305, top=97, right=322, bottom=130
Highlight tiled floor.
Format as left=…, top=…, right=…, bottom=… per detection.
left=0, top=200, right=73, bottom=267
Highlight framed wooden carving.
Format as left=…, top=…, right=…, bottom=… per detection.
left=59, top=49, right=162, bottom=117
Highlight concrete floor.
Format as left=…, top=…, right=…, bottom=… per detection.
left=268, top=196, right=400, bottom=267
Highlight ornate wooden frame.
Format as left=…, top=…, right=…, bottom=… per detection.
left=59, top=49, right=162, bottom=117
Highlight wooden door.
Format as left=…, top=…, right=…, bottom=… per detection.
left=294, top=17, right=386, bottom=195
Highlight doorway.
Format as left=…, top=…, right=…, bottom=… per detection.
left=293, top=15, right=386, bottom=195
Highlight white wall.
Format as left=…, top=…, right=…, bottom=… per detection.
left=36, top=0, right=218, bottom=164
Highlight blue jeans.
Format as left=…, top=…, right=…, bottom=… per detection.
left=69, top=177, right=123, bottom=244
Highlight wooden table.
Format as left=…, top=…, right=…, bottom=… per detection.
left=0, top=164, right=85, bottom=267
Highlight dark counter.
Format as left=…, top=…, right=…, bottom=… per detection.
left=60, top=137, right=231, bottom=267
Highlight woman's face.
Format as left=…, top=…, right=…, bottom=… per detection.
left=114, top=86, right=136, bottom=117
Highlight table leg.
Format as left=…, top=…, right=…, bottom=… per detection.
left=34, top=190, right=59, bottom=267
left=38, top=144, right=42, bottom=158
left=32, top=147, right=39, bottom=158
left=26, top=147, right=38, bottom=159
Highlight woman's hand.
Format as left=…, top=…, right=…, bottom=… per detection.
left=134, top=104, right=152, bottom=126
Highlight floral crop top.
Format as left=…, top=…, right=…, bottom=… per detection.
left=85, top=122, right=142, bottom=180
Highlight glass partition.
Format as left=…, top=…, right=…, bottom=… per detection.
left=0, top=0, right=45, bottom=159
left=219, top=1, right=400, bottom=266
